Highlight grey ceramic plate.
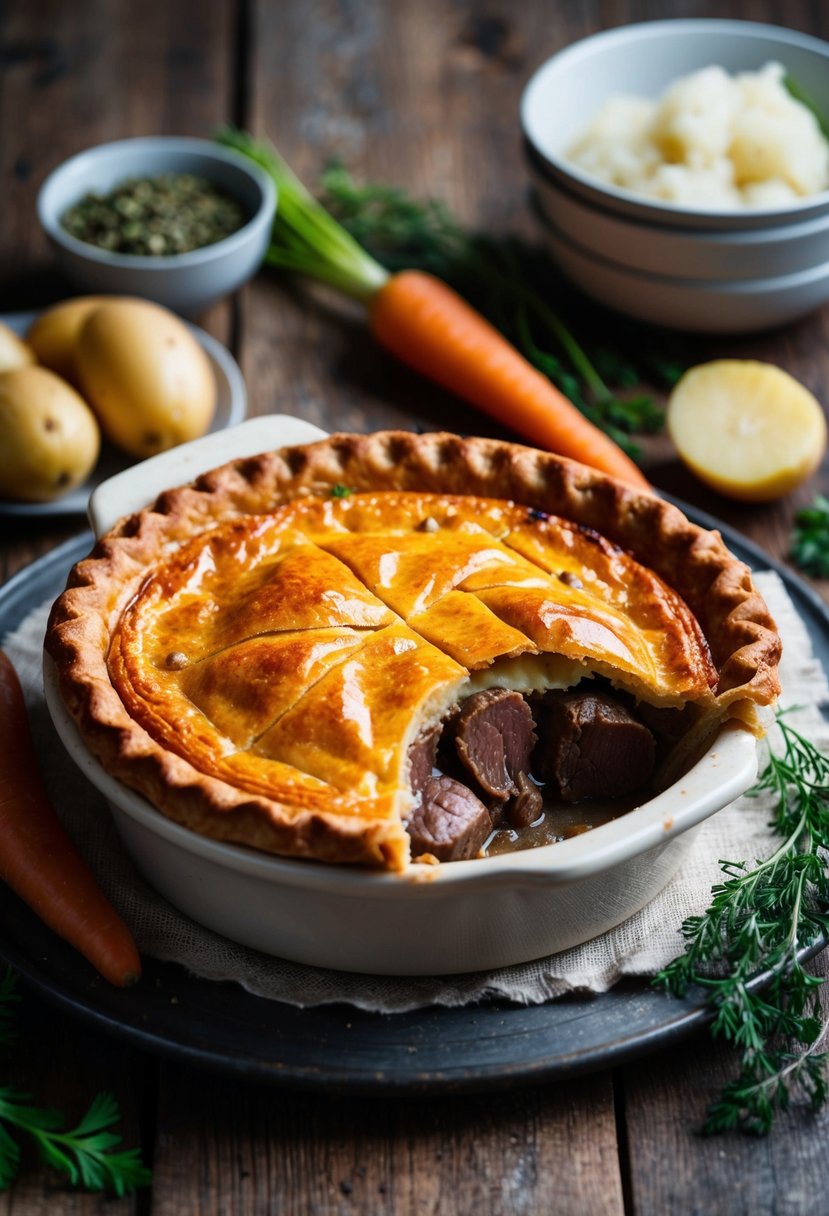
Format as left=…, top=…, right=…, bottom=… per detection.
left=0, top=309, right=246, bottom=517
left=0, top=513, right=826, bottom=1093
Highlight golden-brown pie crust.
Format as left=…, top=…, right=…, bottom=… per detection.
left=46, top=432, right=781, bottom=871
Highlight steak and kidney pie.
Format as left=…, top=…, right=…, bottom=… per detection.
left=46, top=432, right=781, bottom=871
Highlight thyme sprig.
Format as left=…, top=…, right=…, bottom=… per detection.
left=0, top=971, right=150, bottom=1194
left=656, top=712, right=829, bottom=1134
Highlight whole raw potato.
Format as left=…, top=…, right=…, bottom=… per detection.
left=26, top=296, right=109, bottom=385
left=0, top=366, right=100, bottom=502
left=75, top=299, right=217, bottom=456
left=0, top=320, right=36, bottom=373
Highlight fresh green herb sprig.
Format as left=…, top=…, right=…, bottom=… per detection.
left=0, top=971, right=150, bottom=1195
left=790, top=496, right=829, bottom=578
left=656, top=713, right=829, bottom=1134
left=215, top=129, right=388, bottom=302
left=317, top=161, right=667, bottom=457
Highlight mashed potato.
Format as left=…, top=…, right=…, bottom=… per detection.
left=566, top=62, right=829, bottom=209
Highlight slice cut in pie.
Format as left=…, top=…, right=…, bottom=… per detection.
left=46, top=432, right=781, bottom=871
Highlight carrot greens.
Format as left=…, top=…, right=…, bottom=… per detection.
left=216, top=129, right=668, bottom=460
left=216, top=129, right=387, bottom=303
left=318, top=162, right=667, bottom=457
left=0, top=971, right=150, bottom=1194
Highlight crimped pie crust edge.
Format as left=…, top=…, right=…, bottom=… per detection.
left=45, top=431, right=782, bottom=870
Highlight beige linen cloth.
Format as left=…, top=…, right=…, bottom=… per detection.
left=4, top=571, right=827, bottom=1013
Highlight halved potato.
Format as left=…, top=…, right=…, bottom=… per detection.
left=667, top=359, right=827, bottom=502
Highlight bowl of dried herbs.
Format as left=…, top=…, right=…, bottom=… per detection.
left=37, top=137, right=277, bottom=316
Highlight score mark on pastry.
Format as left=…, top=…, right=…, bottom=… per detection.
left=45, top=432, right=782, bottom=871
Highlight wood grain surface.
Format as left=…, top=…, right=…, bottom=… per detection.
left=3, top=1, right=829, bottom=1212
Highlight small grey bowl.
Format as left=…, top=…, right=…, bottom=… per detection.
left=37, top=137, right=277, bottom=316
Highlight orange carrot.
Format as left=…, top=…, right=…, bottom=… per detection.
left=0, top=649, right=141, bottom=987
left=369, top=270, right=650, bottom=490
left=216, top=133, right=652, bottom=489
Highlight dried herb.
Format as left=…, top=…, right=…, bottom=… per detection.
left=61, top=173, right=246, bottom=256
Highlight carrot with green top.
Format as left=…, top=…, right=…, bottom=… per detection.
left=0, top=649, right=141, bottom=987
left=217, top=130, right=650, bottom=491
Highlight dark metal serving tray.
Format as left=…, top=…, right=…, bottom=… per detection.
left=0, top=506, right=826, bottom=1094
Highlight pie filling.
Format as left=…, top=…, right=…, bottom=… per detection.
left=100, top=488, right=727, bottom=869
left=404, top=681, right=688, bottom=863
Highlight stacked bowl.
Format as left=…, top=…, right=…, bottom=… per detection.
left=520, top=20, right=829, bottom=333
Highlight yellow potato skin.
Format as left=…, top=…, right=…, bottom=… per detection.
left=0, top=321, right=36, bottom=373
left=0, top=366, right=100, bottom=502
left=26, top=296, right=110, bottom=385
left=74, top=299, right=216, bottom=456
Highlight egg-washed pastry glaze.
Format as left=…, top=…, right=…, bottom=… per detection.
left=46, top=431, right=781, bottom=871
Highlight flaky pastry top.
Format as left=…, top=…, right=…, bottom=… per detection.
left=46, top=432, right=781, bottom=870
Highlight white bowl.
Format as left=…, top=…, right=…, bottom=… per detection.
left=536, top=206, right=829, bottom=333
left=521, top=19, right=829, bottom=229
left=37, top=137, right=277, bottom=316
left=520, top=19, right=829, bottom=331
left=533, top=174, right=829, bottom=282
left=44, top=417, right=760, bottom=975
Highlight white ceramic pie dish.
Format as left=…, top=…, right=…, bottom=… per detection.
left=43, top=416, right=760, bottom=975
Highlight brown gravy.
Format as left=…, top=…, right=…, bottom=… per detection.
left=483, top=791, right=645, bottom=855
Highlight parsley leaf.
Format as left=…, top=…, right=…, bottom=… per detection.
left=791, top=496, right=829, bottom=578
left=0, top=970, right=151, bottom=1194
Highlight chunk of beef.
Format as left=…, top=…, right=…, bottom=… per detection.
left=535, top=691, right=656, bottom=803
left=635, top=701, right=693, bottom=755
left=454, top=689, right=537, bottom=800
left=508, top=771, right=544, bottom=828
left=407, top=724, right=441, bottom=796
left=405, top=776, right=492, bottom=862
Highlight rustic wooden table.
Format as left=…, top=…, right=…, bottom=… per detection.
left=3, top=1, right=829, bottom=1211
